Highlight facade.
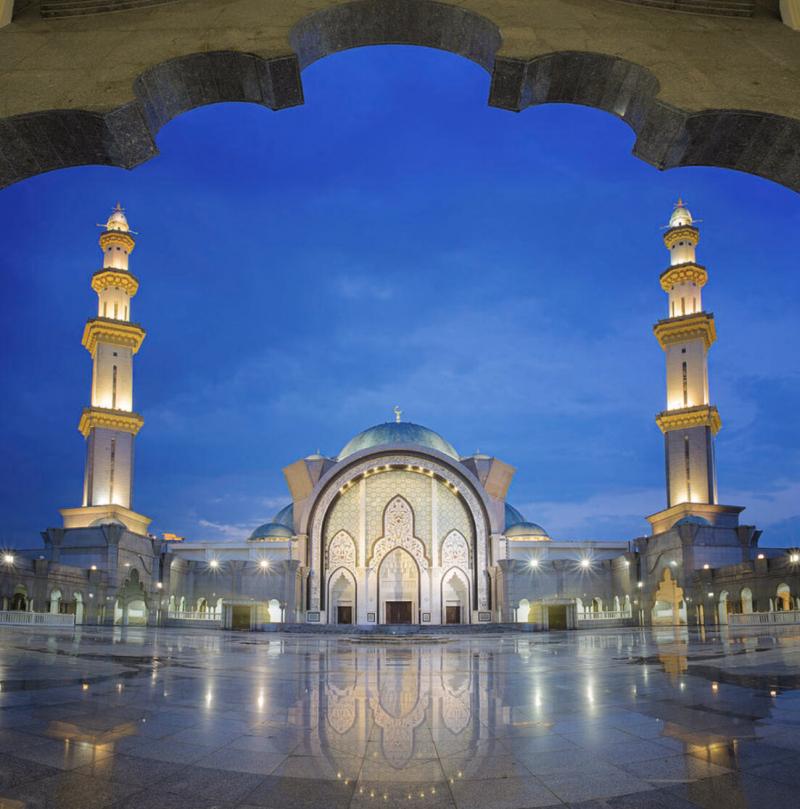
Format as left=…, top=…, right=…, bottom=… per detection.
left=2, top=202, right=798, bottom=630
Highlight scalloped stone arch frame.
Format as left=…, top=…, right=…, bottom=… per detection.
left=0, top=0, right=798, bottom=191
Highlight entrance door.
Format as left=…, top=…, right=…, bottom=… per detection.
left=232, top=605, right=251, bottom=630
left=337, top=606, right=353, bottom=625
left=548, top=605, right=567, bottom=630
left=385, top=601, right=412, bottom=624
left=445, top=606, right=461, bottom=624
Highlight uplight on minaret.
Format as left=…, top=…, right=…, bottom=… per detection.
left=653, top=200, right=720, bottom=508
left=60, top=205, right=151, bottom=535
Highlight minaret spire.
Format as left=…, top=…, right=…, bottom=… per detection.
left=60, top=205, right=151, bottom=535
left=652, top=199, right=720, bottom=509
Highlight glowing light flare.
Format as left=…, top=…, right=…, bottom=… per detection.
left=208, top=559, right=219, bottom=569
left=579, top=558, right=591, bottom=569
left=2, top=554, right=14, bottom=565
left=790, top=553, right=800, bottom=564
left=259, top=559, right=270, bottom=570
left=529, top=558, right=539, bottom=569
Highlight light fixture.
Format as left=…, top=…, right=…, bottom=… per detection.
left=637, top=582, right=643, bottom=589
left=156, top=582, right=163, bottom=589
left=708, top=592, right=714, bottom=598
left=209, top=559, right=219, bottom=569
left=624, top=560, right=630, bottom=567
left=90, top=565, right=97, bottom=571
left=757, top=553, right=765, bottom=560
left=259, top=559, right=270, bottom=569
left=670, top=560, right=677, bottom=567
left=579, top=558, right=591, bottom=569
left=703, top=564, right=710, bottom=570
left=790, top=553, right=800, bottom=564
left=2, top=554, right=14, bottom=565
left=529, top=558, right=539, bottom=568
left=770, top=689, right=777, bottom=698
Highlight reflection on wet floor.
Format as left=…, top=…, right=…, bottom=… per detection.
left=0, top=625, right=798, bottom=808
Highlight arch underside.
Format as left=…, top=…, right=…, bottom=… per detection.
left=0, top=0, right=798, bottom=192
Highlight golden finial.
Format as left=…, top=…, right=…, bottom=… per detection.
left=675, top=197, right=685, bottom=208
left=393, top=405, right=402, bottom=423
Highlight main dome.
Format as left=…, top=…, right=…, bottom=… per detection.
left=338, top=422, right=459, bottom=461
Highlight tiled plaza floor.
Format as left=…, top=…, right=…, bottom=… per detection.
left=0, top=625, right=799, bottom=808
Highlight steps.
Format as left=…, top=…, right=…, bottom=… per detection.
left=40, top=0, right=176, bottom=19
left=612, top=0, right=755, bottom=17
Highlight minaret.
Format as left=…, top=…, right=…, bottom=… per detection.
left=653, top=200, right=720, bottom=509
left=60, top=204, right=150, bottom=535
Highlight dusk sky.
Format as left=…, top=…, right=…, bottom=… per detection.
left=0, top=46, right=798, bottom=549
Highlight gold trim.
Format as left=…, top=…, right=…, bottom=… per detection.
left=78, top=407, right=144, bottom=437
left=659, top=263, right=707, bottom=292
left=653, top=313, right=716, bottom=350
left=655, top=405, right=721, bottom=435
left=663, top=226, right=699, bottom=250
left=82, top=318, right=146, bottom=356
left=98, top=231, right=135, bottom=253
left=91, top=269, right=139, bottom=297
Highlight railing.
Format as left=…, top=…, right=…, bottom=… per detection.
left=579, top=610, right=633, bottom=621
left=0, top=610, right=75, bottom=627
left=168, top=611, right=220, bottom=621
left=729, top=610, right=800, bottom=626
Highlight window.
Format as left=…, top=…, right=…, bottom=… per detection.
left=684, top=435, right=692, bottom=501
left=682, top=361, right=688, bottom=406
left=109, top=437, right=116, bottom=503
left=112, top=365, right=117, bottom=409
left=681, top=297, right=686, bottom=315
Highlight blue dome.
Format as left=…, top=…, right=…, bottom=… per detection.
left=338, top=422, right=459, bottom=461
left=249, top=522, right=293, bottom=541
left=504, top=503, right=526, bottom=530
left=674, top=515, right=710, bottom=527
left=505, top=521, right=549, bottom=539
left=273, top=503, right=294, bottom=530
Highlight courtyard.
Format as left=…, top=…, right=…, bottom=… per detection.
left=0, top=626, right=797, bottom=808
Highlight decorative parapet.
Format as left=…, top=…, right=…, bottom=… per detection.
left=663, top=225, right=699, bottom=250
left=91, top=269, right=140, bottom=297
left=653, top=312, right=716, bottom=350
left=98, top=230, right=135, bottom=253
left=659, top=262, right=707, bottom=292
left=655, top=404, right=721, bottom=435
left=81, top=317, right=146, bottom=355
left=78, top=406, right=144, bottom=437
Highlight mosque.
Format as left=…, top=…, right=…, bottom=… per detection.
left=1, top=202, right=798, bottom=631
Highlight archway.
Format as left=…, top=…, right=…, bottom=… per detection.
left=268, top=599, right=282, bottom=623
left=718, top=591, right=729, bottom=625
left=740, top=587, right=753, bottom=614
left=126, top=599, right=147, bottom=625
left=328, top=568, right=356, bottom=625
left=379, top=547, right=419, bottom=624
left=517, top=598, right=530, bottom=623
left=10, top=585, right=27, bottom=611
left=2, top=1, right=800, bottom=191
left=441, top=567, right=469, bottom=624
left=74, top=592, right=84, bottom=625
left=777, top=584, right=792, bottom=611
left=49, top=589, right=62, bottom=614
left=651, top=568, right=685, bottom=626
left=592, top=597, right=603, bottom=613
left=623, top=594, right=631, bottom=615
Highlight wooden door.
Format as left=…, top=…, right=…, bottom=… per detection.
left=337, top=606, right=353, bottom=625
left=445, top=606, right=461, bottom=624
left=386, top=601, right=413, bottom=624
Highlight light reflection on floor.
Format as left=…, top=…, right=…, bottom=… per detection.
left=0, top=625, right=798, bottom=808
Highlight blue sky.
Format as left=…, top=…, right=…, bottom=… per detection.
left=1, top=46, right=798, bottom=548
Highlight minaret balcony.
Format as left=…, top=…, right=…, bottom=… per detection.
left=98, top=230, right=135, bottom=253
left=653, top=312, right=716, bottom=350
left=663, top=225, right=699, bottom=250
left=81, top=317, right=146, bottom=356
left=659, top=262, right=707, bottom=292
left=655, top=404, right=721, bottom=435
left=91, top=269, right=139, bottom=297
left=78, top=406, right=144, bottom=438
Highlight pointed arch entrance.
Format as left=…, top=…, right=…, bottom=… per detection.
left=379, top=547, right=420, bottom=625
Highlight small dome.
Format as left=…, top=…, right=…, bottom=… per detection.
left=669, top=200, right=693, bottom=229
left=272, top=504, right=294, bottom=530
left=249, top=522, right=293, bottom=541
left=338, top=421, right=458, bottom=461
left=674, top=515, right=710, bottom=527
left=504, top=503, right=526, bottom=531
left=505, top=521, right=550, bottom=540
left=105, top=203, right=130, bottom=233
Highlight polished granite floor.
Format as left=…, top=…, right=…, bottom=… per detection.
left=0, top=625, right=799, bottom=808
